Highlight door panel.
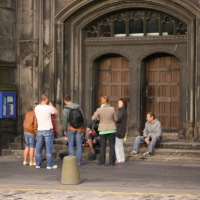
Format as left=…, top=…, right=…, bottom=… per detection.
left=97, top=57, right=130, bottom=111
left=145, top=56, right=180, bottom=130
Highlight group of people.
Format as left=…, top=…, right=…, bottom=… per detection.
left=23, top=94, right=59, bottom=169
left=23, top=93, right=163, bottom=169
left=62, top=95, right=129, bottom=166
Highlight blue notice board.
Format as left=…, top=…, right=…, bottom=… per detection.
left=0, top=92, right=17, bottom=119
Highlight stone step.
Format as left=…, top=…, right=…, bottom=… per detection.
left=9, top=143, right=22, bottom=149
left=128, top=154, right=200, bottom=163
left=2, top=149, right=24, bottom=157
left=124, top=137, right=200, bottom=150
left=2, top=146, right=200, bottom=163
left=54, top=137, right=68, bottom=145
left=127, top=147, right=200, bottom=157
left=2, top=132, right=200, bottom=163
left=162, top=132, right=179, bottom=139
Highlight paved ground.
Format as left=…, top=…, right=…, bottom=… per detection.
left=0, top=156, right=200, bottom=199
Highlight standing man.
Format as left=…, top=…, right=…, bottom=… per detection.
left=129, top=112, right=162, bottom=158
left=35, top=94, right=59, bottom=169
left=62, top=95, right=84, bottom=167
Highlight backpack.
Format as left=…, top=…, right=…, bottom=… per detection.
left=67, top=107, right=84, bottom=128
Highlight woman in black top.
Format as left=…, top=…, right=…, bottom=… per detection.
left=115, top=98, right=127, bottom=164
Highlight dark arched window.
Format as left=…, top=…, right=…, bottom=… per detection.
left=147, top=12, right=159, bottom=35
left=162, top=16, right=174, bottom=35
left=100, top=18, right=111, bottom=37
left=114, top=14, right=126, bottom=35
left=129, top=12, right=144, bottom=36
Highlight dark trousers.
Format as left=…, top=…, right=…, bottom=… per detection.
left=99, top=134, right=115, bottom=165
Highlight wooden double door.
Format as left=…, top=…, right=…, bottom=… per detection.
left=96, top=55, right=180, bottom=131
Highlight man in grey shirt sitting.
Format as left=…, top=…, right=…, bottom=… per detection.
left=129, top=112, right=162, bottom=158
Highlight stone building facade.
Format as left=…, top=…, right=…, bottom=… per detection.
left=1, top=0, right=200, bottom=153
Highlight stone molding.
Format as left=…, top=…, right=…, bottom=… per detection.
left=89, top=49, right=131, bottom=64
left=85, top=36, right=187, bottom=46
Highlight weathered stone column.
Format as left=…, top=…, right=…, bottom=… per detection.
left=194, top=17, right=200, bottom=142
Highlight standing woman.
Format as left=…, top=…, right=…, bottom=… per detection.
left=23, top=103, right=38, bottom=166
left=92, top=96, right=117, bottom=166
left=115, top=98, right=127, bottom=164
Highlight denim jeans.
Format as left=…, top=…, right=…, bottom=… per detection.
left=24, top=132, right=36, bottom=148
left=133, top=135, right=162, bottom=154
left=35, top=129, right=54, bottom=167
left=99, top=134, right=115, bottom=165
left=67, top=130, right=82, bottom=166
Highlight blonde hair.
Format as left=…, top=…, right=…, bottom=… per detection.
left=41, top=94, right=48, bottom=101
left=100, top=96, right=109, bottom=105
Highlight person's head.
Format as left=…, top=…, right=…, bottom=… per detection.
left=86, top=127, right=92, bottom=133
left=118, top=98, right=127, bottom=109
left=146, top=112, right=156, bottom=123
left=40, top=94, right=49, bottom=104
left=27, top=102, right=38, bottom=111
left=64, top=95, right=72, bottom=104
left=100, top=96, right=109, bottom=105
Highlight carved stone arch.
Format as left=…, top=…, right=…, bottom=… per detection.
left=55, top=0, right=197, bottom=24
left=137, top=48, right=183, bottom=65
left=89, top=49, right=131, bottom=65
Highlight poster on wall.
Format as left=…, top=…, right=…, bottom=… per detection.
left=0, top=92, right=17, bottom=118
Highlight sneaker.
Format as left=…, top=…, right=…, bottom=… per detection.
left=46, top=165, right=58, bottom=169
left=142, top=151, right=151, bottom=158
left=129, top=151, right=138, bottom=157
left=115, top=160, right=125, bottom=164
left=36, top=166, right=40, bottom=169
left=23, top=161, right=28, bottom=165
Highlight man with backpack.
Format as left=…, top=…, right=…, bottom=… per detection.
left=62, top=95, right=84, bottom=166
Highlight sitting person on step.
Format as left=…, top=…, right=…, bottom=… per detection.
left=129, top=112, right=162, bottom=158
left=84, top=126, right=100, bottom=155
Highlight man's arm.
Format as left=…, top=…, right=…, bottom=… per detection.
left=49, top=102, right=59, bottom=115
left=152, top=120, right=162, bottom=138
left=143, top=122, right=151, bottom=144
left=143, top=123, right=148, bottom=137
left=62, top=108, right=69, bottom=136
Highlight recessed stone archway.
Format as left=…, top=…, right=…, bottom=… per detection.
left=54, top=0, right=198, bottom=138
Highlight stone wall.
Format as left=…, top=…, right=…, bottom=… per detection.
left=0, top=119, right=18, bottom=155
left=0, top=0, right=16, bottom=62
left=0, top=1, right=17, bottom=154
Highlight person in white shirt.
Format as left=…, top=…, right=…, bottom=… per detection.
left=35, top=94, right=59, bottom=169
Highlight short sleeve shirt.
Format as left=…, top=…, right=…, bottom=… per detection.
left=35, top=104, right=56, bottom=130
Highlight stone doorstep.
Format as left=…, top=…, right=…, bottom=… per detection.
left=2, top=133, right=200, bottom=163
left=2, top=148, right=200, bottom=163
left=128, top=155, right=200, bottom=162
left=2, top=149, right=24, bottom=157
left=124, top=137, right=200, bottom=150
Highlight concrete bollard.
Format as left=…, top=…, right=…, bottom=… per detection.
left=61, top=156, right=81, bottom=185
